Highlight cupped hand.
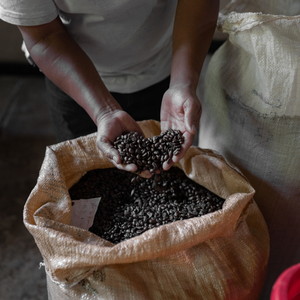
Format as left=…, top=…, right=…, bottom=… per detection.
left=160, top=84, right=202, bottom=170
left=96, top=109, right=153, bottom=178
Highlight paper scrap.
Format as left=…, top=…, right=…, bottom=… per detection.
left=70, top=198, right=101, bottom=230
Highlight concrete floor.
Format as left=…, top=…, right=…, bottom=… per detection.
left=0, top=75, right=55, bottom=300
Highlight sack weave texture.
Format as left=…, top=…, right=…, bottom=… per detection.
left=199, top=1, right=300, bottom=298
left=24, top=120, right=269, bottom=300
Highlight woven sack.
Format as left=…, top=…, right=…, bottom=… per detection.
left=24, top=120, right=269, bottom=300
left=199, top=2, right=300, bottom=299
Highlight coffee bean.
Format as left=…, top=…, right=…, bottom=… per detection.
left=69, top=167, right=225, bottom=244
left=113, top=129, right=185, bottom=174
left=173, top=149, right=180, bottom=156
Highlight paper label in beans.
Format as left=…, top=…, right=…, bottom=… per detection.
left=70, top=198, right=101, bottom=230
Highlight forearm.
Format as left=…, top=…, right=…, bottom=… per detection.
left=18, top=18, right=120, bottom=124
left=171, top=0, right=220, bottom=89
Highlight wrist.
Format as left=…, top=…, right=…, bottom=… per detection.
left=168, top=74, right=199, bottom=98
left=95, top=102, right=122, bottom=127
left=169, top=50, right=201, bottom=92
left=169, top=74, right=199, bottom=92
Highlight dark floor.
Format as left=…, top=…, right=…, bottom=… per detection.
left=0, top=75, right=54, bottom=300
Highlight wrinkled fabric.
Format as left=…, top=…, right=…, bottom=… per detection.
left=220, top=0, right=300, bottom=16
left=199, top=3, right=300, bottom=300
left=24, top=120, right=269, bottom=299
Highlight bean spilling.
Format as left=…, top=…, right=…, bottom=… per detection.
left=69, top=167, right=225, bottom=244
left=113, top=128, right=184, bottom=173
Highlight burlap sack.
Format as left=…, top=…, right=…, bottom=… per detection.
left=24, top=120, right=269, bottom=300
left=199, top=1, right=300, bottom=299
left=220, top=0, right=300, bottom=16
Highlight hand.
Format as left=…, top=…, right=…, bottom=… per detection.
left=96, top=109, right=153, bottom=178
left=160, top=84, right=201, bottom=170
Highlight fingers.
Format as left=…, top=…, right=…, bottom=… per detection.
left=162, top=159, right=173, bottom=171
left=174, top=131, right=194, bottom=161
left=116, top=163, right=138, bottom=173
left=98, top=139, right=143, bottom=175
left=96, top=110, right=147, bottom=174
left=96, top=105, right=198, bottom=176
left=96, top=135, right=119, bottom=161
left=139, top=170, right=153, bottom=179
left=162, top=130, right=195, bottom=171
left=97, top=129, right=154, bottom=177
left=183, top=96, right=201, bottom=135
left=160, top=124, right=196, bottom=170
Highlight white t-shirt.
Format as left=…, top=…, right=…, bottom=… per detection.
left=0, top=0, right=177, bottom=93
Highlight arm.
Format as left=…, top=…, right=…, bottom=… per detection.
left=161, top=0, right=220, bottom=169
left=18, top=17, right=146, bottom=174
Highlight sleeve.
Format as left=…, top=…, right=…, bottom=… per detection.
left=0, top=0, right=58, bottom=26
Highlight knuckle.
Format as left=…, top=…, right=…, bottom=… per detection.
left=96, top=136, right=114, bottom=159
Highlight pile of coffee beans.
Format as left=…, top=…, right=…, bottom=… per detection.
left=113, top=128, right=184, bottom=173
left=69, top=167, right=225, bottom=244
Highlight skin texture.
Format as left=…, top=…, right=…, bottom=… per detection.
left=17, top=0, right=220, bottom=178
left=161, top=0, right=220, bottom=170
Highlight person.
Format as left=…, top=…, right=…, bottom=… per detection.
left=0, top=0, right=220, bottom=178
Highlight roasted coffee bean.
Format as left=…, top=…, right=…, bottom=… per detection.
left=113, top=128, right=185, bottom=174
left=69, top=167, right=225, bottom=244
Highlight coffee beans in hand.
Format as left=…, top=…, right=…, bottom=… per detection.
left=69, top=167, right=225, bottom=244
left=113, top=128, right=185, bottom=174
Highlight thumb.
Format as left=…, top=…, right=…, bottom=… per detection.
left=97, top=135, right=120, bottom=163
left=184, top=100, right=201, bottom=135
